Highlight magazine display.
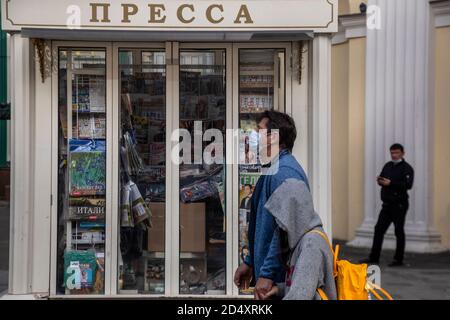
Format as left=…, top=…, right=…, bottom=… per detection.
left=177, top=52, right=227, bottom=295
left=63, top=250, right=105, bottom=294
left=57, top=50, right=107, bottom=296
left=54, top=48, right=284, bottom=297
left=118, top=51, right=166, bottom=294
left=238, top=173, right=261, bottom=265
left=72, top=75, right=106, bottom=113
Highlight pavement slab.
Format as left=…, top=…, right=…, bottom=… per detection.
left=336, top=240, right=450, bottom=300
left=0, top=203, right=449, bottom=300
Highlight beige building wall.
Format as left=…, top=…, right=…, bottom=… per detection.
left=339, top=0, right=367, bottom=15
left=331, top=34, right=366, bottom=241
left=346, top=37, right=366, bottom=240
left=349, top=0, right=367, bottom=14
left=338, top=0, right=350, bottom=15
left=433, top=26, right=450, bottom=249
left=331, top=42, right=349, bottom=240
left=332, top=3, right=368, bottom=241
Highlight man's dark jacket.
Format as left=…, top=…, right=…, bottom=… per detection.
left=379, top=159, right=414, bottom=205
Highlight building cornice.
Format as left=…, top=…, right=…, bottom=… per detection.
left=332, top=13, right=366, bottom=45
left=431, top=0, right=450, bottom=27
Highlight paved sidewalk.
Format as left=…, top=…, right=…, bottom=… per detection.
left=337, top=241, right=450, bottom=300
left=1, top=201, right=449, bottom=299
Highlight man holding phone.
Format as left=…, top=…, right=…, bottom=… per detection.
left=362, top=144, right=414, bottom=267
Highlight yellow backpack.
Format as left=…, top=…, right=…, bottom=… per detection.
left=308, top=230, right=394, bottom=301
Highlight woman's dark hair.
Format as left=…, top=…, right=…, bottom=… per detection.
left=259, top=110, right=297, bottom=152
left=279, top=229, right=291, bottom=268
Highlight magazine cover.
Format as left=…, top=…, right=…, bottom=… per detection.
left=240, top=95, right=273, bottom=113
left=68, top=198, right=106, bottom=220
left=77, top=115, right=106, bottom=140
left=239, top=128, right=259, bottom=166
left=63, top=250, right=98, bottom=291
left=238, top=173, right=261, bottom=265
left=69, top=140, right=106, bottom=197
left=72, top=75, right=106, bottom=113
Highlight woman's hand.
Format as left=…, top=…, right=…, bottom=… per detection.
left=260, top=285, right=279, bottom=300
left=254, top=277, right=274, bottom=299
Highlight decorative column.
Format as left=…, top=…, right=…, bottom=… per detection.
left=348, top=0, right=445, bottom=253
left=312, top=35, right=333, bottom=239
left=8, top=34, right=33, bottom=295
left=3, top=34, right=52, bottom=300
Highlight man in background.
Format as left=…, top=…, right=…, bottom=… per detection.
left=362, top=144, right=414, bottom=267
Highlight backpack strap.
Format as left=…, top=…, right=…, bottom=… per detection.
left=308, top=230, right=339, bottom=301
left=308, top=230, right=333, bottom=253
left=366, top=281, right=394, bottom=300
left=317, top=288, right=329, bottom=300
left=308, top=230, right=339, bottom=277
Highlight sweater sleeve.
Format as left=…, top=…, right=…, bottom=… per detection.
left=283, top=240, right=324, bottom=300
left=276, top=282, right=286, bottom=297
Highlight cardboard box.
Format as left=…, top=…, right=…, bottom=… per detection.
left=147, top=203, right=166, bottom=252
left=180, top=203, right=206, bottom=253
left=147, top=202, right=206, bottom=253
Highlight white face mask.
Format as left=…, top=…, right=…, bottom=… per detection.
left=258, top=144, right=267, bottom=165
left=259, top=133, right=282, bottom=165
left=258, top=133, right=267, bottom=152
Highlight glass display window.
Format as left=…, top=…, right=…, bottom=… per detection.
left=52, top=42, right=292, bottom=297
left=118, top=49, right=167, bottom=295
left=178, top=49, right=227, bottom=295
left=236, top=48, right=286, bottom=296
left=57, top=49, right=107, bottom=295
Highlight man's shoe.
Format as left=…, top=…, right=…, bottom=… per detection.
left=359, top=258, right=379, bottom=265
left=388, top=261, right=404, bottom=267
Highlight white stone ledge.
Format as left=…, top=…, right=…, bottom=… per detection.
left=0, top=293, right=46, bottom=300
left=332, top=13, right=367, bottom=45
left=431, top=0, right=450, bottom=27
